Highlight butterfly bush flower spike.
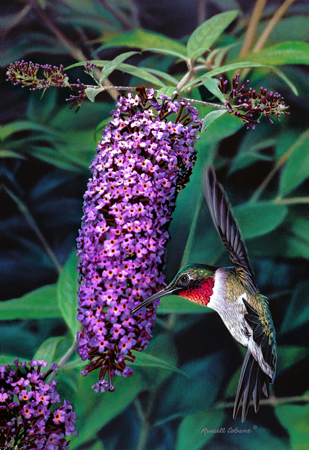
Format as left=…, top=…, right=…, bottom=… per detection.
left=0, top=360, right=78, bottom=450
left=77, top=88, right=201, bottom=393
left=218, top=74, right=290, bottom=129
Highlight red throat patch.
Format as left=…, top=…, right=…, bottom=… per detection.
left=178, top=277, right=215, bottom=306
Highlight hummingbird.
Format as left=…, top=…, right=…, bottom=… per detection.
left=131, top=165, right=277, bottom=422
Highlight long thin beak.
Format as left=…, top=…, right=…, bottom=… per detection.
left=131, top=285, right=179, bottom=314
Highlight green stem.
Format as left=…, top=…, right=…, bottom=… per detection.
left=249, top=131, right=309, bottom=202
left=274, top=197, right=309, bottom=205
left=46, top=335, right=79, bottom=384
left=4, top=185, right=62, bottom=274
left=136, top=421, right=151, bottom=450
left=216, top=394, right=309, bottom=410
left=252, top=0, right=297, bottom=53
left=239, top=0, right=267, bottom=57
left=181, top=190, right=203, bottom=266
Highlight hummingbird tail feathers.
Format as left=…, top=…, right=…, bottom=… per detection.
left=233, top=349, right=270, bottom=422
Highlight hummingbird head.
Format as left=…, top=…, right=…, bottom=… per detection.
left=131, top=263, right=216, bottom=314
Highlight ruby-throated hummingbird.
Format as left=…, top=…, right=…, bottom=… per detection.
left=131, top=165, right=277, bottom=422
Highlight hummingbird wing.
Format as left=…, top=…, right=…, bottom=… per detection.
left=234, top=298, right=277, bottom=422
left=203, top=165, right=258, bottom=295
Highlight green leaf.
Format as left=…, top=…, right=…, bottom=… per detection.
left=157, top=295, right=210, bottom=314
left=201, top=110, right=227, bottom=132
left=99, top=51, right=139, bottom=83
left=97, top=28, right=187, bottom=58
left=57, top=252, right=80, bottom=337
left=205, top=61, right=272, bottom=78
left=133, top=333, right=180, bottom=389
left=234, top=202, right=288, bottom=239
left=0, top=121, right=56, bottom=141
left=286, top=217, right=309, bottom=259
left=141, top=67, right=178, bottom=85
left=279, top=131, right=309, bottom=197
left=280, top=281, right=309, bottom=334
left=196, top=110, right=243, bottom=145
left=85, top=87, right=105, bottom=103
left=114, top=63, right=166, bottom=86
left=201, top=76, right=226, bottom=103
left=156, top=86, right=177, bottom=98
left=0, top=284, right=60, bottom=320
left=86, top=441, right=105, bottom=450
left=154, top=352, right=228, bottom=423
left=70, top=374, right=142, bottom=450
left=187, top=10, right=239, bottom=59
left=277, top=346, right=307, bottom=374
left=132, top=352, right=187, bottom=377
left=275, top=404, right=309, bottom=450
left=75, top=60, right=166, bottom=86
left=0, top=355, right=25, bottom=365
left=237, top=41, right=309, bottom=67
left=33, top=336, right=64, bottom=365
left=145, top=47, right=188, bottom=59
left=0, top=150, right=26, bottom=159
left=176, top=409, right=225, bottom=450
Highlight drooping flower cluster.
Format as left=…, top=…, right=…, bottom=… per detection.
left=6, top=60, right=71, bottom=90
left=77, top=88, right=201, bottom=392
left=0, top=360, right=78, bottom=450
left=6, top=60, right=88, bottom=112
left=218, top=74, right=290, bottom=129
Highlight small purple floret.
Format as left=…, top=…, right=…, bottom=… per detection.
left=0, top=360, right=78, bottom=449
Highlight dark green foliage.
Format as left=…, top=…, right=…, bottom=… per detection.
left=2, top=0, right=308, bottom=449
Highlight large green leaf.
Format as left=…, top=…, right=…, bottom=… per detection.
left=99, top=51, right=139, bottom=83
left=70, top=373, right=142, bottom=450
left=97, top=28, right=187, bottom=58
left=33, top=336, right=65, bottom=365
left=132, top=352, right=187, bottom=377
left=176, top=409, right=225, bottom=450
left=201, top=76, right=226, bottom=103
left=187, top=11, right=239, bottom=59
left=234, top=202, right=288, bottom=239
left=237, top=41, right=309, bottom=67
left=277, top=346, right=307, bottom=374
left=0, top=284, right=60, bottom=320
left=201, top=110, right=227, bottom=132
left=154, top=352, right=227, bottom=423
left=133, top=333, right=181, bottom=389
left=275, top=404, right=309, bottom=450
left=280, top=281, right=309, bottom=334
left=279, top=131, right=309, bottom=197
left=57, top=252, right=80, bottom=337
left=66, top=60, right=166, bottom=87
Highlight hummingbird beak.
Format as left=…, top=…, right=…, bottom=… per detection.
left=131, top=285, right=179, bottom=314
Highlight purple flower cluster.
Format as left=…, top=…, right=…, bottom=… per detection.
left=77, top=88, right=201, bottom=392
left=218, top=74, right=289, bottom=129
left=0, top=360, right=78, bottom=450
left=6, top=60, right=70, bottom=91
left=6, top=60, right=88, bottom=112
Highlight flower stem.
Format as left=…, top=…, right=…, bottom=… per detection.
left=239, top=0, right=267, bottom=57
left=253, top=0, right=297, bottom=53
left=274, top=197, right=309, bottom=205
left=46, top=335, right=79, bottom=384
left=4, top=185, right=62, bottom=274
left=216, top=393, right=309, bottom=410
left=249, top=131, right=308, bottom=202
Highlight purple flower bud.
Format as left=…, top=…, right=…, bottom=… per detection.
left=77, top=88, right=201, bottom=392
left=0, top=360, right=78, bottom=449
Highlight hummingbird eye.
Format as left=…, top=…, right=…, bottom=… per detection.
left=179, top=274, right=189, bottom=285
